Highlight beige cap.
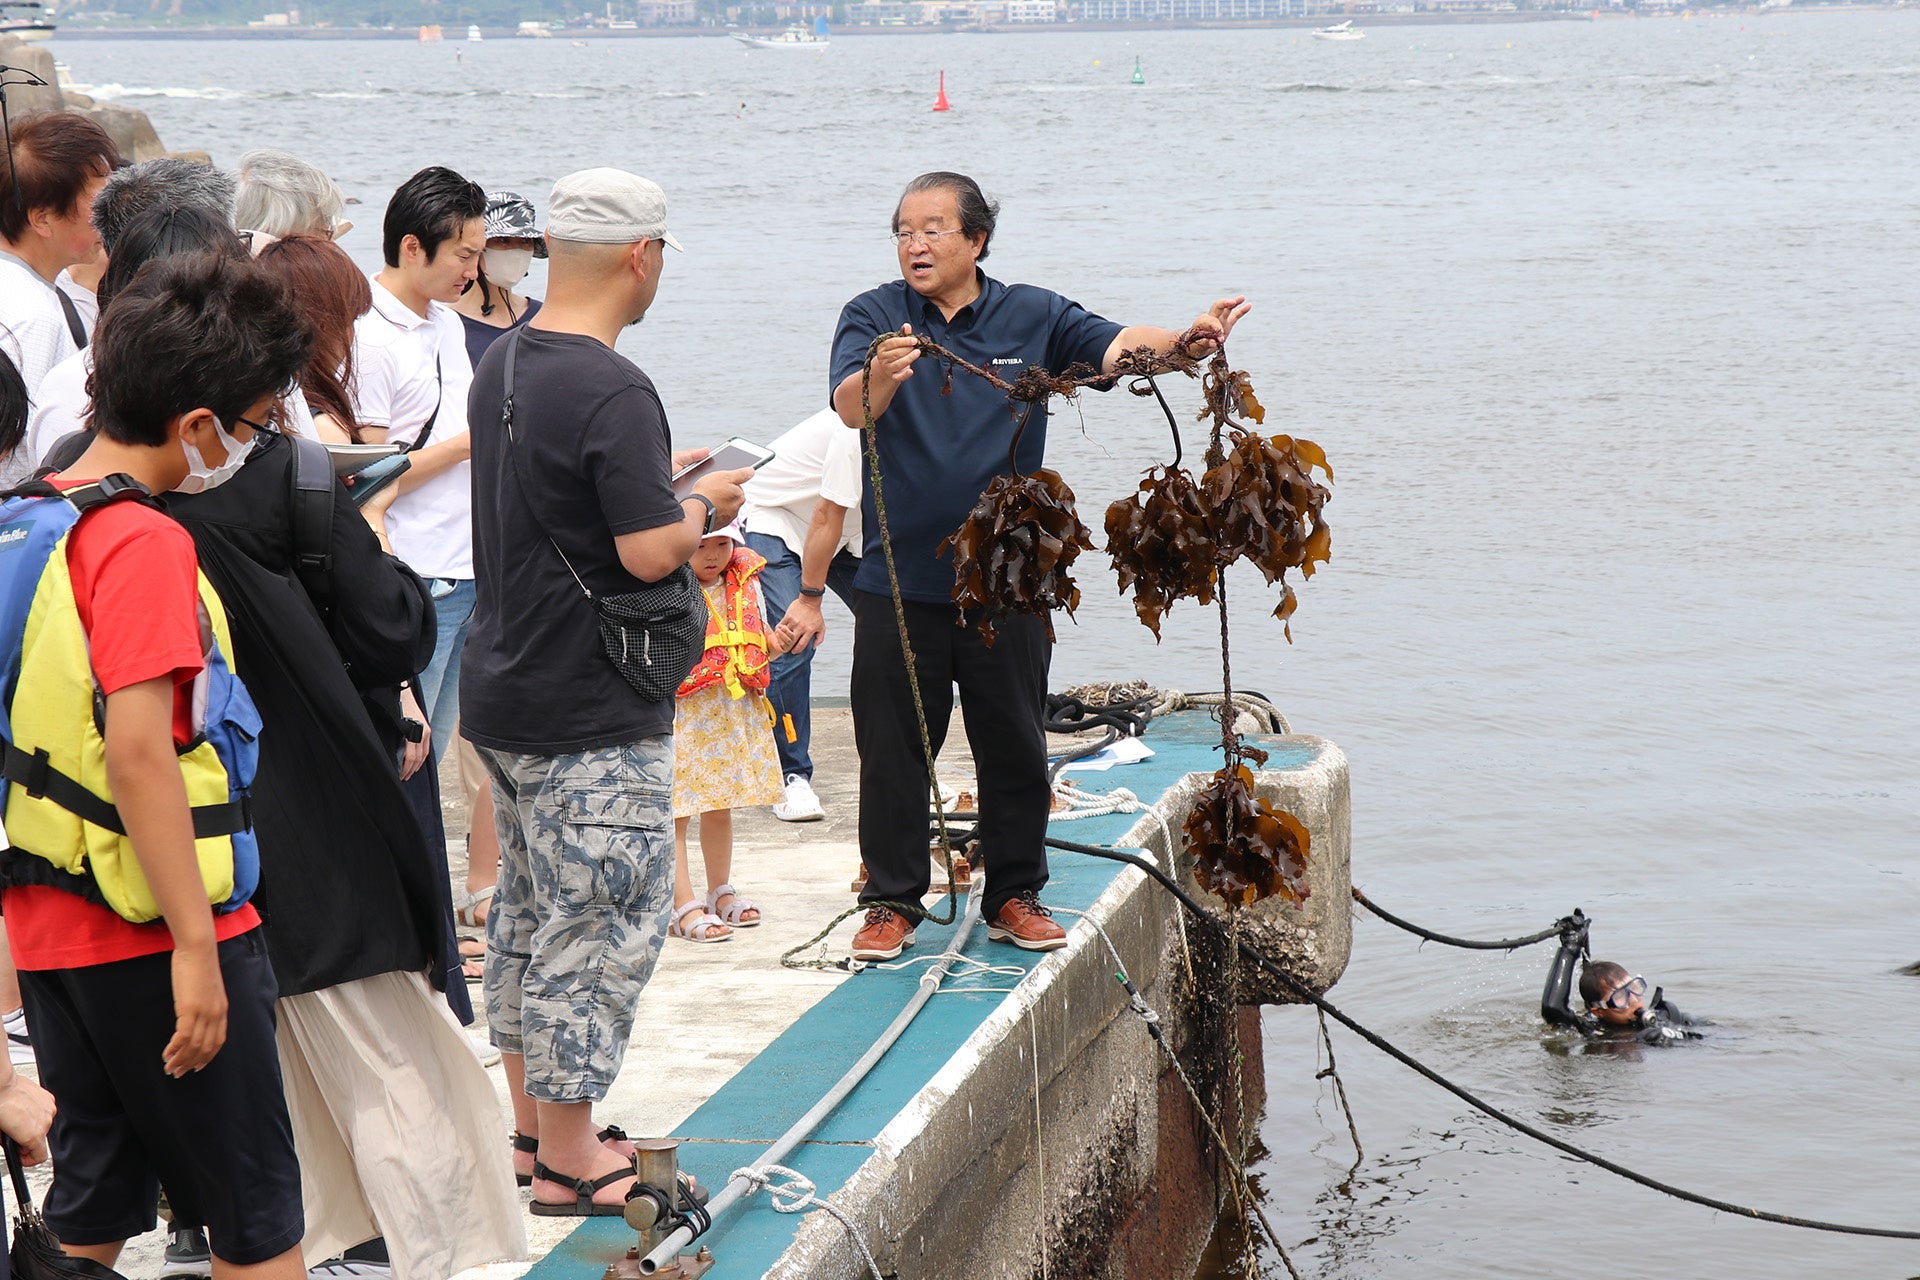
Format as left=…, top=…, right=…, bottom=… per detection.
left=546, top=168, right=684, bottom=251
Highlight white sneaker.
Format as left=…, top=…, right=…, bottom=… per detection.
left=772, top=774, right=825, bottom=823
left=4, top=1008, right=31, bottom=1066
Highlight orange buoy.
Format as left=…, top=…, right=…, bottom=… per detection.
left=933, top=70, right=952, bottom=112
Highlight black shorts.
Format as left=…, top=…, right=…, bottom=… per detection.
left=19, top=928, right=304, bottom=1266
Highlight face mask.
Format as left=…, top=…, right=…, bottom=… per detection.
left=176, top=415, right=257, bottom=494
left=482, top=247, right=533, bottom=289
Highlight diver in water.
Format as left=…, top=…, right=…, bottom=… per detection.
left=1541, top=910, right=1701, bottom=1045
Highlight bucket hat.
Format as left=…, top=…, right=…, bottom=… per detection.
left=483, top=190, right=547, bottom=257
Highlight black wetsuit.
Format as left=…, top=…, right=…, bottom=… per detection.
left=1540, top=929, right=1701, bottom=1045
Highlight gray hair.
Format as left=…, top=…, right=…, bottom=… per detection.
left=893, top=171, right=999, bottom=261
left=233, top=148, right=345, bottom=239
left=91, top=158, right=237, bottom=256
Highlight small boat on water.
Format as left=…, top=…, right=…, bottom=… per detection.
left=1312, top=19, right=1365, bottom=40
left=466, top=23, right=482, bottom=40
left=731, top=17, right=829, bottom=50
left=417, top=23, right=442, bottom=42
left=1, top=0, right=56, bottom=41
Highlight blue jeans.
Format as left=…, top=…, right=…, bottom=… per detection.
left=745, top=531, right=859, bottom=781
left=418, top=577, right=476, bottom=768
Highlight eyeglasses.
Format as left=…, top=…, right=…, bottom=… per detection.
left=1598, top=975, right=1648, bottom=1010
left=889, top=228, right=967, bottom=248
left=234, top=414, right=277, bottom=436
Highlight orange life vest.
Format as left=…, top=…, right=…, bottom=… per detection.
left=677, top=546, right=772, bottom=700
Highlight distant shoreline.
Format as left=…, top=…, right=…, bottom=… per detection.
left=45, top=5, right=1913, bottom=41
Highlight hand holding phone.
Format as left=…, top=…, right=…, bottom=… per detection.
left=671, top=437, right=776, bottom=499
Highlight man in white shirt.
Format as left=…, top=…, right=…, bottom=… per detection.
left=740, top=408, right=864, bottom=822
left=0, top=111, right=119, bottom=485
left=352, top=166, right=487, bottom=760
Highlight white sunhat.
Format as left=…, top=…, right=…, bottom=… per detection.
left=546, top=168, right=683, bottom=252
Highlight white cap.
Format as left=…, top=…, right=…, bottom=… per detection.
left=702, top=520, right=746, bottom=546
left=547, top=168, right=684, bottom=252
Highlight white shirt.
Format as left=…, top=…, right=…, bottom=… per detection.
left=739, top=408, right=864, bottom=560
left=0, top=252, right=81, bottom=486
left=54, top=269, right=98, bottom=341
left=20, top=348, right=91, bottom=475
left=351, top=279, right=474, bottom=579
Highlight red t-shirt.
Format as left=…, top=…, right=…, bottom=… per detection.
left=3, top=478, right=260, bottom=971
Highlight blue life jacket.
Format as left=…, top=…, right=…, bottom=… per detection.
left=0, top=476, right=261, bottom=924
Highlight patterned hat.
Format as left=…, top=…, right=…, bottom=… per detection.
left=483, top=190, right=546, bottom=258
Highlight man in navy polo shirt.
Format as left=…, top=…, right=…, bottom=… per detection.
left=829, top=171, right=1249, bottom=961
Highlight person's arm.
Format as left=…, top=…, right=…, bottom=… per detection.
left=319, top=478, right=437, bottom=688
left=0, top=1055, right=54, bottom=1166
left=771, top=498, right=850, bottom=655
left=1540, top=910, right=1592, bottom=1032
left=392, top=431, right=471, bottom=493
left=1100, top=296, right=1253, bottom=374
left=832, top=326, right=919, bottom=430
left=614, top=471, right=753, bottom=583
left=102, top=678, right=228, bottom=1077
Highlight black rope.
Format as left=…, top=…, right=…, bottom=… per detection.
left=1350, top=887, right=1562, bottom=952
left=1043, top=835, right=1920, bottom=1241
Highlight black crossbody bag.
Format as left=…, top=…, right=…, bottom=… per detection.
left=500, top=329, right=706, bottom=702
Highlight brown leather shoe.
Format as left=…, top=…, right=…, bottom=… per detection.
left=987, top=892, right=1068, bottom=951
left=851, top=905, right=915, bottom=961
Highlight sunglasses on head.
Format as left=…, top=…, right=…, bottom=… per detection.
left=1599, top=975, right=1648, bottom=1010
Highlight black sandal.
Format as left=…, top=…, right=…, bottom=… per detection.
left=528, top=1162, right=633, bottom=1217
left=512, top=1127, right=640, bottom=1188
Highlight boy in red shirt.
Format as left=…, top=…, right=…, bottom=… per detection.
left=3, top=252, right=310, bottom=1280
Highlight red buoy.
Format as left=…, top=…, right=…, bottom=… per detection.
left=932, top=70, right=951, bottom=112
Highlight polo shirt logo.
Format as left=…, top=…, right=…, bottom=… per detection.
left=990, top=357, right=1023, bottom=365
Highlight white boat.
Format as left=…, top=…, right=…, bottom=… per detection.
left=1311, top=19, right=1365, bottom=40
left=0, top=1, right=55, bottom=41
left=466, top=23, right=482, bottom=40
left=516, top=20, right=552, bottom=37
left=730, top=22, right=829, bottom=50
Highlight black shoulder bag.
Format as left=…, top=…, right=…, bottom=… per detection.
left=500, top=329, right=706, bottom=702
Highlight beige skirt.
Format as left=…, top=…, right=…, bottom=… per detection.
left=276, top=971, right=526, bottom=1280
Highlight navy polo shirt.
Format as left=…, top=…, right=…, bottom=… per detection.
left=829, top=272, right=1124, bottom=604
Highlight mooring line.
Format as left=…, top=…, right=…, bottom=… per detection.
left=1045, top=836, right=1920, bottom=1242
left=1349, top=887, right=1562, bottom=952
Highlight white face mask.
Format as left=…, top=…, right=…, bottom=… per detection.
left=482, top=247, right=534, bottom=290
left=175, top=415, right=257, bottom=494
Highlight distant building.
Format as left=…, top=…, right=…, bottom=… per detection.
left=634, top=0, right=695, bottom=20
left=1074, top=0, right=1298, bottom=17
left=1004, top=0, right=1060, bottom=19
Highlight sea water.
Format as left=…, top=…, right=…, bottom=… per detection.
left=69, top=15, right=1920, bottom=1275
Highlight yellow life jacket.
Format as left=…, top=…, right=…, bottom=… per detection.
left=0, top=477, right=261, bottom=924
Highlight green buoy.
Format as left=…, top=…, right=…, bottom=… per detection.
left=1132, top=55, right=1145, bottom=85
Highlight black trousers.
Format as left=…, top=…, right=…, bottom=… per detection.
left=852, top=591, right=1051, bottom=921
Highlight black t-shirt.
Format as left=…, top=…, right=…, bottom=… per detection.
left=460, top=326, right=685, bottom=755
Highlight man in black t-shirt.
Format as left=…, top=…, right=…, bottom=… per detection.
left=462, top=169, right=749, bottom=1216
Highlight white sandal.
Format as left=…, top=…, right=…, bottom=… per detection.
left=454, top=884, right=495, bottom=929
left=670, top=900, right=732, bottom=943
left=706, top=883, right=761, bottom=928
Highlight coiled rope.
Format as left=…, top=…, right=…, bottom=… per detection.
left=728, top=1164, right=884, bottom=1280
left=1349, top=887, right=1564, bottom=951
left=1043, top=835, right=1920, bottom=1241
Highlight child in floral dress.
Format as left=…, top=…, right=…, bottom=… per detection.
left=670, top=523, right=785, bottom=942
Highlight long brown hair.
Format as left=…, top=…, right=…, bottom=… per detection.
left=253, top=234, right=371, bottom=440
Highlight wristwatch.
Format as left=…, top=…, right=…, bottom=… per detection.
left=798, top=585, right=826, bottom=598
left=685, top=493, right=717, bottom=535
left=400, top=717, right=425, bottom=744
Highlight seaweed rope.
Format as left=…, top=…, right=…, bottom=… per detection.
left=1044, top=835, right=1920, bottom=1242
left=1349, top=888, right=1564, bottom=951
left=778, top=332, right=967, bottom=971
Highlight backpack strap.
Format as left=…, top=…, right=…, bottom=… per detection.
left=284, top=435, right=336, bottom=618
left=2, top=744, right=251, bottom=838
left=0, top=474, right=155, bottom=512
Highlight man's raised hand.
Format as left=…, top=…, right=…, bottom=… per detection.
left=875, top=324, right=921, bottom=385
left=1185, top=296, right=1252, bottom=356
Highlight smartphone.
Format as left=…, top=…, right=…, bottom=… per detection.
left=344, top=453, right=410, bottom=508
left=324, top=442, right=404, bottom=476
left=672, top=438, right=776, bottom=499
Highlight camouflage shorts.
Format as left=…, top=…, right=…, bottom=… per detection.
left=477, top=736, right=676, bottom=1103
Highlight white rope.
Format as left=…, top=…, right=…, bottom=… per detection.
left=872, top=952, right=1027, bottom=981
left=1150, top=688, right=1291, bottom=735
left=730, top=1164, right=884, bottom=1280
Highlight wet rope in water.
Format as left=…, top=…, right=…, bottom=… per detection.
left=1349, top=887, right=1563, bottom=951
left=1045, top=836, right=1920, bottom=1242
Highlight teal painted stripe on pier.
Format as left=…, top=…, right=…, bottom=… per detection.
left=522, top=715, right=1304, bottom=1280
